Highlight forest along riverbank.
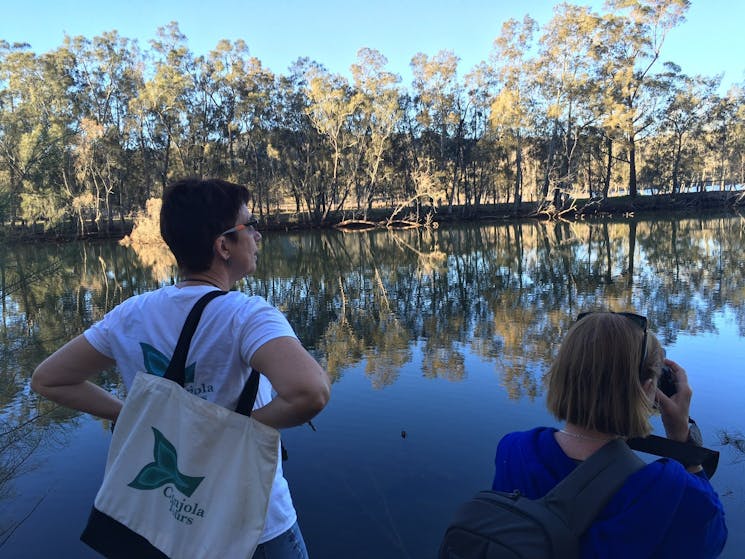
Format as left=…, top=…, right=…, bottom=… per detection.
left=2, top=190, right=744, bottom=242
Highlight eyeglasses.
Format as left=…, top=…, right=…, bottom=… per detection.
left=576, top=311, right=648, bottom=378
left=219, top=219, right=258, bottom=237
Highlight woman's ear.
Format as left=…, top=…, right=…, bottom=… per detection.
left=213, top=235, right=231, bottom=262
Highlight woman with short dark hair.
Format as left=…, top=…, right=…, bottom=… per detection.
left=493, top=311, right=727, bottom=558
left=32, top=177, right=330, bottom=558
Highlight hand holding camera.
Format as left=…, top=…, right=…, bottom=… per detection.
left=630, top=356, right=718, bottom=477
left=657, top=363, right=677, bottom=397
left=655, top=359, right=693, bottom=443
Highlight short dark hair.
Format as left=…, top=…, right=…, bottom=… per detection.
left=546, top=312, right=663, bottom=438
left=160, top=177, right=249, bottom=273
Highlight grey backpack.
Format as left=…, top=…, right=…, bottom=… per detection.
left=439, top=439, right=644, bottom=559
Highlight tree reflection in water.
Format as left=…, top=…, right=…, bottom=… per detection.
left=1, top=214, right=744, bottom=556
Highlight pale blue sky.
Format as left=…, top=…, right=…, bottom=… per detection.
left=1, top=0, right=743, bottom=92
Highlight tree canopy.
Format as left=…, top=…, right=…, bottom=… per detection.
left=1, top=0, right=743, bottom=235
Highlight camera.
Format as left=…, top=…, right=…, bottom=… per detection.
left=657, top=364, right=677, bottom=397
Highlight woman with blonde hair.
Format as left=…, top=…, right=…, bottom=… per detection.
left=492, top=311, right=727, bottom=558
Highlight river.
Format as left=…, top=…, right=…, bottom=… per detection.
left=1, top=214, right=743, bottom=557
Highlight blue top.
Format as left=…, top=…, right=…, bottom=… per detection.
left=492, top=427, right=727, bottom=558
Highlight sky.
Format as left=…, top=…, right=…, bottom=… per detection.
left=2, top=0, right=743, bottom=92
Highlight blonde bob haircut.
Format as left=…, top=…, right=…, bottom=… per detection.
left=546, top=312, right=663, bottom=438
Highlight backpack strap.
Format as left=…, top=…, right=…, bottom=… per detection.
left=543, top=438, right=644, bottom=537
left=164, top=290, right=228, bottom=385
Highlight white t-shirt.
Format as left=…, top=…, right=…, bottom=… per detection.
left=84, top=284, right=298, bottom=543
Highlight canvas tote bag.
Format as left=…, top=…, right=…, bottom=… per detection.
left=81, top=290, right=280, bottom=559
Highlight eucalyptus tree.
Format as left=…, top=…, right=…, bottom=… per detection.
left=130, top=22, right=194, bottom=191
left=486, top=16, right=538, bottom=207
left=386, top=92, right=424, bottom=206
left=704, top=93, right=737, bottom=190
left=270, top=58, right=330, bottom=223
left=303, top=62, right=365, bottom=216
left=203, top=40, right=243, bottom=178
left=0, top=42, right=75, bottom=229
left=593, top=0, right=690, bottom=197
left=651, top=66, right=719, bottom=193
left=410, top=50, right=468, bottom=210
left=182, top=52, right=217, bottom=178
left=535, top=4, right=600, bottom=204
left=450, top=74, right=490, bottom=211
left=205, top=39, right=276, bottom=216
left=236, top=58, right=278, bottom=218
left=459, top=73, right=502, bottom=209
left=0, top=41, right=38, bottom=223
left=349, top=48, right=402, bottom=215
left=728, top=84, right=745, bottom=188
left=64, top=31, right=143, bottom=231
left=409, top=50, right=457, bottom=169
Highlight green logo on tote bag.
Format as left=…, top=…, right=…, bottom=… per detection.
left=128, top=427, right=204, bottom=497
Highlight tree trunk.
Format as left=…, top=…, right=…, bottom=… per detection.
left=672, top=132, right=682, bottom=194
left=628, top=135, right=638, bottom=197
left=603, top=136, right=612, bottom=199
left=513, top=136, right=523, bottom=209
left=542, top=122, right=559, bottom=199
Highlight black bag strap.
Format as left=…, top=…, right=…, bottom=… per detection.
left=543, top=438, right=645, bottom=536
left=235, top=369, right=261, bottom=417
left=627, top=435, right=719, bottom=479
left=162, top=290, right=262, bottom=417
left=164, top=290, right=228, bottom=385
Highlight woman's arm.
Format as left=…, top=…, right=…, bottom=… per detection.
left=248, top=336, right=330, bottom=429
left=31, top=334, right=122, bottom=421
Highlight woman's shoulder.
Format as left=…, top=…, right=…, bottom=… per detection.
left=216, top=291, right=281, bottom=318
left=119, top=285, right=178, bottom=309
left=493, top=427, right=571, bottom=496
left=498, top=427, right=557, bottom=451
left=633, top=456, right=708, bottom=485
left=604, top=458, right=728, bottom=556
left=98, top=287, right=164, bottom=320
left=617, top=456, right=724, bottom=516
left=496, top=427, right=565, bottom=468
left=212, top=292, right=296, bottom=340
left=501, top=426, right=556, bottom=440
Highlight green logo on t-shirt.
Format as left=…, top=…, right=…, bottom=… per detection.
left=140, top=343, right=214, bottom=396
left=140, top=342, right=196, bottom=383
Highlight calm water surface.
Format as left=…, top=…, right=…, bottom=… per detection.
left=1, top=216, right=744, bottom=558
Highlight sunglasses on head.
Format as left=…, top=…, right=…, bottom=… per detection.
left=219, top=218, right=259, bottom=236
left=576, top=311, right=648, bottom=378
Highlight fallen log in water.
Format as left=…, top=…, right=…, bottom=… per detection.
left=334, top=219, right=424, bottom=232
left=333, top=219, right=378, bottom=232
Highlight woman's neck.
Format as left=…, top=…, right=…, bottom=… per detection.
left=557, top=425, right=620, bottom=443
left=554, top=424, right=622, bottom=460
left=179, top=273, right=226, bottom=290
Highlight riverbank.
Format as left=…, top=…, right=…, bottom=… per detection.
left=267, top=190, right=745, bottom=231
left=3, top=190, right=744, bottom=242
left=432, top=190, right=745, bottom=222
